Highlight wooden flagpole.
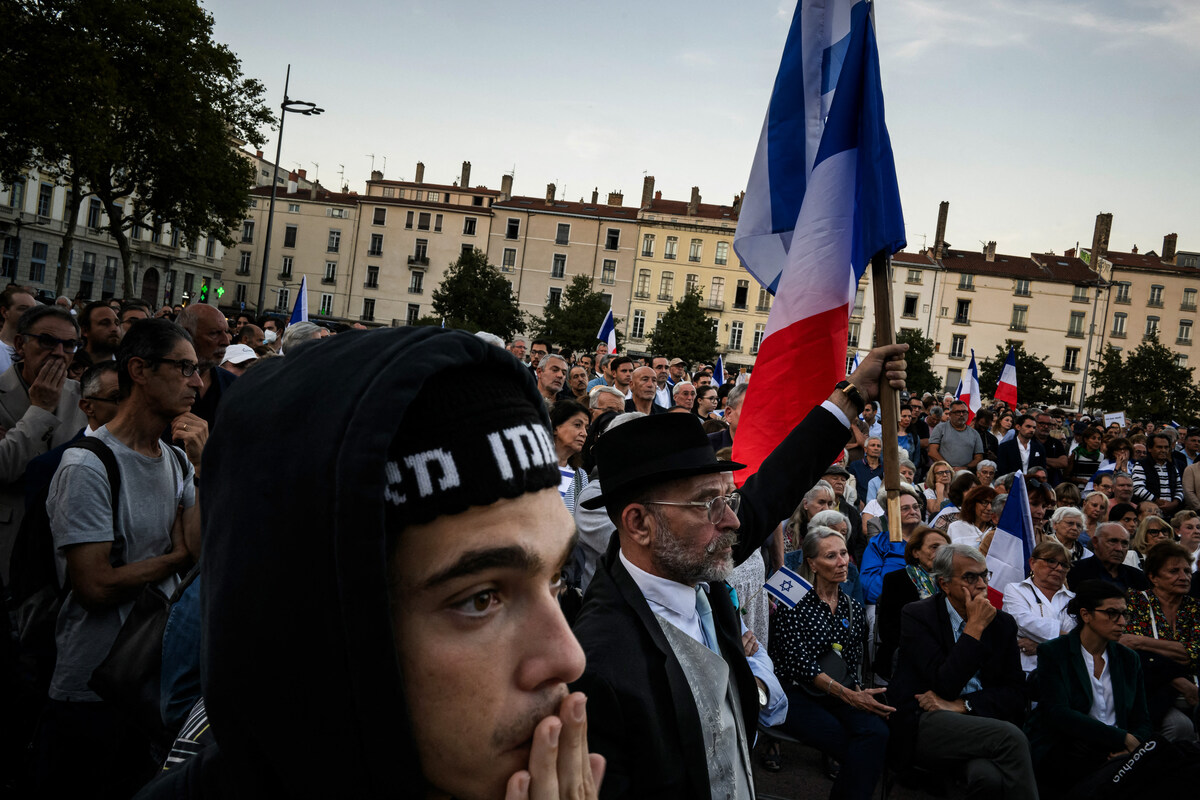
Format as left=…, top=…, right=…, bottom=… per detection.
left=869, top=251, right=903, bottom=542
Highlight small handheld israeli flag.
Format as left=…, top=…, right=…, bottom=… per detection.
left=596, top=308, right=617, bottom=352
left=764, top=565, right=813, bottom=608
left=288, top=275, right=308, bottom=325
left=713, top=354, right=725, bottom=387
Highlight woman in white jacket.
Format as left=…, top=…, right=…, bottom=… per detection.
left=1002, top=540, right=1077, bottom=674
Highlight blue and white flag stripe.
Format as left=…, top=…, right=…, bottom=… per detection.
left=596, top=308, right=617, bottom=352
left=764, top=565, right=813, bottom=608
left=713, top=354, right=725, bottom=387
left=288, top=274, right=308, bottom=326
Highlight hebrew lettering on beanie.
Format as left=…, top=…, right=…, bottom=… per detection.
left=385, top=365, right=560, bottom=529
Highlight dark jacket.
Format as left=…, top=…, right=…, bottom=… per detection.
left=873, top=567, right=922, bottom=679
left=571, top=404, right=847, bottom=799
left=624, top=397, right=668, bottom=415
left=887, top=593, right=1026, bottom=766
left=1067, top=556, right=1150, bottom=593
left=996, top=435, right=1046, bottom=477
left=1025, top=628, right=1152, bottom=767
left=707, top=427, right=733, bottom=453
left=190, top=366, right=237, bottom=429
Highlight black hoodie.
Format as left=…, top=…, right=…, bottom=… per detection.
left=138, top=328, right=548, bottom=798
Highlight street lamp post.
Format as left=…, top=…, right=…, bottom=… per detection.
left=256, top=64, right=323, bottom=316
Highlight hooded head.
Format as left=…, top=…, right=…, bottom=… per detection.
left=201, top=327, right=584, bottom=798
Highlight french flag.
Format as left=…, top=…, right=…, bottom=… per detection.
left=986, top=471, right=1036, bottom=609
left=732, top=0, right=905, bottom=479
left=289, top=274, right=309, bottom=326
left=994, top=345, right=1018, bottom=407
left=596, top=308, right=617, bottom=353
left=954, top=349, right=981, bottom=423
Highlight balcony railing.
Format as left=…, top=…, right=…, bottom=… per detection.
left=726, top=346, right=743, bottom=353
left=733, top=302, right=747, bottom=311
left=954, top=316, right=970, bottom=325
left=634, top=290, right=650, bottom=299
left=407, top=255, right=429, bottom=266
left=756, top=304, right=771, bottom=312
left=663, top=253, right=676, bottom=260
left=1110, top=330, right=1126, bottom=339
left=409, top=287, right=423, bottom=295
left=1114, top=295, right=1131, bottom=304
left=1182, top=301, right=1197, bottom=312
left=1066, top=329, right=1085, bottom=339
left=657, top=293, right=673, bottom=302
left=1009, top=323, right=1027, bottom=332
left=706, top=300, right=725, bottom=311
left=1148, top=299, right=1164, bottom=308
left=368, top=248, right=383, bottom=257
left=1178, top=337, right=1192, bottom=346
left=321, top=276, right=336, bottom=285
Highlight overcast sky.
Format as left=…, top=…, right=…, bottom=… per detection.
left=202, top=0, right=1199, bottom=259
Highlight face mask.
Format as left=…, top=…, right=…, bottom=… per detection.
left=264, top=330, right=277, bottom=344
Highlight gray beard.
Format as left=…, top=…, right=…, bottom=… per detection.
left=650, top=513, right=739, bottom=585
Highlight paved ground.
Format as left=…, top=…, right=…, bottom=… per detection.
left=751, top=737, right=940, bottom=800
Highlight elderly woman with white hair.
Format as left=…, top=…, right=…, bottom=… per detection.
left=1048, top=505, right=1089, bottom=563
left=280, top=320, right=330, bottom=353
left=1001, top=540, right=1076, bottom=674
left=976, top=459, right=998, bottom=487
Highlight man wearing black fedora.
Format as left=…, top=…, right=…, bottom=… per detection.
left=571, top=343, right=908, bottom=799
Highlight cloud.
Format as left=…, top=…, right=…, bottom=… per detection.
left=677, top=50, right=717, bottom=68
left=1001, top=0, right=1200, bottom=49
left=564, top=127, right=614, bottom=161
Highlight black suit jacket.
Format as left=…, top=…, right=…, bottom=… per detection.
left=624, top=398, right=668, bottom=415
left=996, top=436, right=1046, bottom=476
left=571, top=404, right=847, bottom=798
left=1067, top=555, right=1149, bottom=593
left=707, top=427, right=733, bottom=453
left=887, top=593, right=1026, bottom=766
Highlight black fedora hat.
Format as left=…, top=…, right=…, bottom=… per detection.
left=579, top=413, right=746, bottom=510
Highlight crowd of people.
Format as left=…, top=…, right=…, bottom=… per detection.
left=0, top=284, right=1198, bottom=799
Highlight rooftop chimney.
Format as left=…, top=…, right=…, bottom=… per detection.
left=607, top=191, right=623, bottom=207
left=370, top=170, right=383, bottom=182
left=500, top=174, right=513, bottom=201
left=1131, top=244, right=1139, bottom=255
left=297, top=169, right=307, bottom=181
left=641, top=175, right=656, bottom=209
left=1163, top=233, right=1178, bottom=264
left=255, top=149, right=263, bottom=159
left=985, top=241, right=996, bottom=262
left=591, top=188, right=599, bottom=204
left=1090, top=213, right=1113, bottom=268
left=732, top=191, right=744, bottom=216
left=687, top=186, right=701, bottom=216
left=655, top=190, right=662, bottom=201
left=461, top=161, right=471, bottom=190
left=287, top=171, right=298, bottom=194
left=546, top=183, right=556, bottom=205
left=933, top=201, right=949, bottom=259
left=415, top=161, right=425, bottom=184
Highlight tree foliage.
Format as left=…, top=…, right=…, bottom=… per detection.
left=896, top=329, right=942, bottom=396
left=1087, top=338, right=1200, bottom=421
left=0, top=0, right=273, bottom=298
left=978, top=340, right=1057, bottom=407
left=648, top=291, right=719, bottom=365
left=431, top=249, right=526, bottom=342
left=530, top=274, right=621, bottom=355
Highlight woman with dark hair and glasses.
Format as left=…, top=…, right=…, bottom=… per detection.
left=1002, top=541, right=1076, bottom=674
left=1124, top=516, right=1173, bottom=571
left=1024, top=580, right=1152, bottom=795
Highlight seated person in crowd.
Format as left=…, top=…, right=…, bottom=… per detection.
left=887, top=543, right=1035, bottom=798
left=1124, top=516, right=1172, bottom=572
left=946, top=485, right=998, bottom=547
left=930, top=472, right=980, bottom=531
left=1002, top=541, right=1076, bottom=675
left=1047, top=505, right=1089, bottom=564
left=1068, top=522, right=1150, bottom=593
left=874, top=526, right=949, bottom=681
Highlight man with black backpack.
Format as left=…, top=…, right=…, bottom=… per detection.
left=35, top=319, right=207, bottom=798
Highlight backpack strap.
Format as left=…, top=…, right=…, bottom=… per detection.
left=65, top=437, right=121, bottom=525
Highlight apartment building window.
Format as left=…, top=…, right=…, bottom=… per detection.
left=37, top=183, right=52, bottom=217
left=848, top=322, right=861, bottom=348
left=241, top=220, right=254, bottom=242
left=237, top=252, right=251, bottom=275
left=548, top=287, right=562, bottom=308
left=413, top=191, right=423, bottom=201
left=1148, top=285, right=1164, bottom=307
left=276, top=287, right=290, bottom=311
left=373, top=207, right=386, bottom=225
left=1064, top=347, right=1080, bottom=372
left=79, top=253, right=95, bottom=298
left=1059, top=383, right=1075, bottom=404
left=405, top=211, right=414, bottom=230
left=729, top=321, right=743, bottom=350
left=2, top=239, right=18, bottom=279
left=407, top=304, right=421, bottom=325
left=1179, top=319, right=1193, bottom=345
left=659, top=271, right=674, bottom=300
left=641, top=234, right=655, bottom=257
left=950, top=334, right=966, bottom=359
left=324, top=261, right=337, bottom=283
left=958, top=274, right=974, bottom=290
left=1067, top=310, right=1085, bottom=338
left=734, top=280, right=749, bottom=310
left=1072, top=285, right=1089, bottom=303
left=715, top=241, right=729, bottom=266
left=382, top=187, right=395, bottom=198
left=1176, top=355, right=1189, bottom=369
left=461, top=243, right=474, bottom=257
left=555, top=223, right=570, bottom=246
left=757, top=288, right=771, bottom=312
left=853, top=287, right=866, bottom=317
left=601, top=260, right=616, bottom=285
left=636, top=269, right=651, bottom=298
left=1183, top=288, right=1197, bottom=311
left=283, top=225, right=297, bottom=248
left=417, top=213, right=430, bottom=231
left=87, top=199, right=102, bottom=229
left=954, top=299, right=971, bottom=324
left=664, top=236, right=678, bottom=260
left=366, top=266, right=379, bottom=288
left=1112, top=312, right=1127, bottom=337
left=7, top=180, right=25, bottom=211
left=409, top=271, right=424, bottom=294
left=631, top=310, right=646, bottom=339
left=689, top=239, right=702, bottom=263
left=463, top=217, right=476, bottom=235
left=907, top=269, right=923, bottom=284
left=1115, top=282, right=1131, bottom=303
left=328, top=229, right=341, bottom=253
left=678, top=274, right=695, bottom=295
left=319, top=294, right=333, bottom=316
left=708, top=277, right=724, bottom=310
left=752, top=324, right=765, bottom=353
left=506, top=219, right=520, bottom=240
left=287, top=203, right=300, bottom=213
left=280, top=256, right=293, bottom=279
left=362, top=298, right=375, bottom=321
left=605, top=229, right=620, bottom=250
left=29, top=242, right=47, bottom=282
left=903, top=294, right=918, bottom=319
left=150, top=224, right=161, bottom=244
left=369, top=234, right=383, bottom=256
left=427, top=192, right=440, bottom=203
left=434, top=214, right=442, bottom=233
left=328, top=207, right=347, bottom=219
left=171, top=229, right=180, bottom=249
left=502, top=248, right=516, bottom=272
left=1144, top=316, right=1160, bottom=339
left=413, top=239, right=428, bottom=263
left=551, top=253, right=566, bottom=279
left=1014, top=278, right=1030, bottom=296
left=235, top=284, right=246, bottom=304
left=1010, top=305, right=1028, bottom=331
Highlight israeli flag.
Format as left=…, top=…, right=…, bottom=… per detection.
left=713, top=354, right=725, bottom=387
left=764, top=565, right=813, bottom=608
left=596, top=308, right=617, bottom=352
left=289, top=275, right=309, bottom=325
left=850, top=351, right=861, bottom=374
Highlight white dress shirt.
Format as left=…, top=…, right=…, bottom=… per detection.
left=1081, top=647, right=1117, bottom=726
left=1001, top=577, right=1076, bottom=673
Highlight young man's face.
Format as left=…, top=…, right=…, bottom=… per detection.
left=389, top=489, right=584, bottom=800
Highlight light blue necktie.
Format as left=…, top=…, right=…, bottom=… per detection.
left=695, top=586, right=720, bottom=655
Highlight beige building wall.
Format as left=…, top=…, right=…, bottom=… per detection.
left=1094, top=252, right=1199, bottom=372
left=850, top=251, right=943, bottom=374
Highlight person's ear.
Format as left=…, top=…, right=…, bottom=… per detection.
left=621, top=503, right=656, bottom=549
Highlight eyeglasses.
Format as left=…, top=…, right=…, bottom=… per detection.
left=1092, top=608, right=1128, bottom=621
left=84, top=395, right=121, bottom=404
left=1035, top=557, right=1069, bottom=570
left=153, top=357, right=199, bottom=377
left=957, top=570, right=991, bottom=585
left=26, top=333, right=82, bottom=353
left=1145, top=528, right=1168, bottom=537
left=644, top=493, right=741, bottom=524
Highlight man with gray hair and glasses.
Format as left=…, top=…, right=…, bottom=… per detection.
left=887, top=542, right=1035, bottom=798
